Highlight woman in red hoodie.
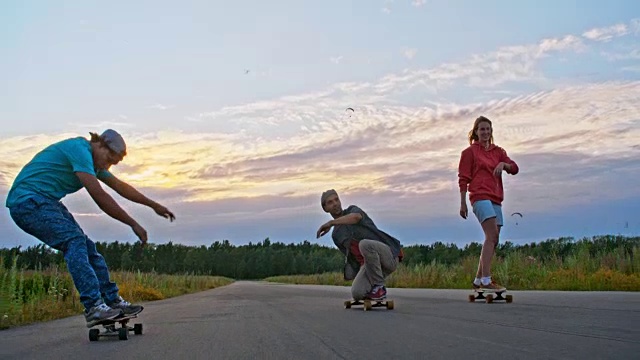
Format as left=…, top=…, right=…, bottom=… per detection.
left=458, top=116, right=519, bottom=292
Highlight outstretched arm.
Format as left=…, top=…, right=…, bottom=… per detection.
left=100, top=175, right=176, bottom=222
left=76, top=172, right=148, bottom=243
left=316, top=213, right=362, bottom=238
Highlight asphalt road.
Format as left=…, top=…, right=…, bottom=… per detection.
left=1, top=281, right=639, bottom=359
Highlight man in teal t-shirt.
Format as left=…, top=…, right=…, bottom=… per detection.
left=6, top=129, right=176, bottom=327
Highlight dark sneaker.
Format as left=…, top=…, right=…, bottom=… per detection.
left=108, top=296, right=144, bottom=316
left=481, top=281, right=506, bottom=292
left=365, top=285, right=387, bottom=301
left=85, top=302, right=123, bottom=328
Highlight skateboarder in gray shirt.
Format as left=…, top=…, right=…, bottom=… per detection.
left=316, top=189, right=403, bottom=300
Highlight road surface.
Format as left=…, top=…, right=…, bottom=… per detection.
left=1, top=281, right=638, bottom=359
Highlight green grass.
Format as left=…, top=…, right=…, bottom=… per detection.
left=0, top=256, right=234, bottom=330
left=266, top=247, right=640, bottom=291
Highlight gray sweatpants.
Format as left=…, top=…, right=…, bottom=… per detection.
left=351, top=239, right=399, bottom=300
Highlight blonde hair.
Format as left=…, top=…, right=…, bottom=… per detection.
left=468, top=116, right=494, bottom=145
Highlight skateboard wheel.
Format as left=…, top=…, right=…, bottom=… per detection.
left=468, top=294, right=475, bottom=302
left=386, top=300, right=394, bottom=310
left=118, top=327, right=128, bottom=340
left=363, top=300, right=372, bottom=311
left=134, top=323, right=143, bottom=335
left=505, top=294, right=513, bottom=303
left=485, top=294, right=494, bottom=304
left=344, top=300, right=352, bottom=309
left=89, top=329, right=99, bottom=342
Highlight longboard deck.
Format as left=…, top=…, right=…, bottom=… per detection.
left=468, top=289, right=513, bottom=304
left=344, top=299, right=394, bottom=311
left=88, top=313, right=143, bottom=341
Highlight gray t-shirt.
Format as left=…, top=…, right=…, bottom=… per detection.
left=331, top=205, right=403, bottom=258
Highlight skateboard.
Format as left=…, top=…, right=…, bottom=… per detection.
left=468, top=289, right=513, bottom=304
left=88, top=313, right=143, bottom=341
left=344, top=299, right=394, bottom=311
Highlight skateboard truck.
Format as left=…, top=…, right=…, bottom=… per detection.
left=468, top=290, right=513, bottom=304
left=344, top=299, right=394, bottom=311
left=88, top=314, right=143, bottom=341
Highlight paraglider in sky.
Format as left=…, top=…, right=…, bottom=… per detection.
left=345, top=107, right=354, bottom=117
left=511, top=212, right=523, bottom=225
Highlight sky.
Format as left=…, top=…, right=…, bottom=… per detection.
left=1, top=0, right=639, bottom=250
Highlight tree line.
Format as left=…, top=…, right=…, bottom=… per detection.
left=1, top=235, right=637, bottom=279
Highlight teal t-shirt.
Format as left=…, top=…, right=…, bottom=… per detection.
left=5, top=137, right=113, bottom=208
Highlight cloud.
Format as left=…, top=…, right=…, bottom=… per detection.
left=330, top=56, right=343, bottom=64
left=601, top=48, right=640, bottom=61
left=372, top=34, right=586, bottom=94
left=411, top=0, right=427, bottom=7
left=381, top=0, right=394, bottom=13
left=5, top=79, right=636, bottom=213
left=403, top=48, right=417, bottom=60
left=186, top=19, right=639, bottom=134
left=68, top=120, right=134, bottom=131
left=582, top=23, right=630, bottom=42
left=148, top=104, right=174, bottom=110
left=622, top=65, right=640, bottom=73
left=73, top=212, right=105, bottom=217
left=2, top=18, right=640, bottom=246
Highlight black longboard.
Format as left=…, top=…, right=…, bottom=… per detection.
left=468, top=289, right=513, bottom=304
left=344, top=299, right=394, bottom=311
left=88, top=313, right=143, bottom=341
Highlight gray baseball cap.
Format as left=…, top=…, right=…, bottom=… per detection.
left=321, top=189, right=338, bottom=208
left=100, top=129, right=127, bottom=156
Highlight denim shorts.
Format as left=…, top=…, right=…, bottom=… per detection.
left=472, top=200, right=503, bottom=226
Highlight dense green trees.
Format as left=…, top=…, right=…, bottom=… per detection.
left=1, top=235, right=637, bottom=279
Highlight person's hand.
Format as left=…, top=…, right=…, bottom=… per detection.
left=132, top=223, right=148, bottom=245
left=459, top=202, right=468, bottom=219
left=316, top=221, right=333, bottom=238
left=493, top=162, right=505, bottom=177
left=153, top=204, right=176, bottom=222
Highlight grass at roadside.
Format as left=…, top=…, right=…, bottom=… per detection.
left=0, top=257, right=233, bottom=330
left=266, top=247, right=640, bottom=291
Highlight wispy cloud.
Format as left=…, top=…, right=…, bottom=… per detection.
left=402, top=47, right=417, bottom=60
left=601, top=48, right=640, bottom=61
left=2, top=18, right=640, bottom=246
left=582, top=23, right=630, bottom=42
left=69, top=120, right=134, bottom=131
left=5, top=80, right=636, bottom=215
left=395, top=34, right=584, bottom=90
left=74, top=212, right=105, bottom=217
left=622, top=65, right=640, bottom=73
left=381, top=0, right=394, bottom=13
left=411, top=0, right=427, bottom=7
left=148, top=103, right=174, bottom=110
left=329, top=55, right=343, bottom=64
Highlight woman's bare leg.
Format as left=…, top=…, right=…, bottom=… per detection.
left=475, top=217, right=499, bottom=278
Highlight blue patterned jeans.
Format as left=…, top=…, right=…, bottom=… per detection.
left=9, top=195, right=120, bottom=311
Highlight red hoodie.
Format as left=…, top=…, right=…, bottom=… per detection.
left=458, top=141, right=519, bottom=206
